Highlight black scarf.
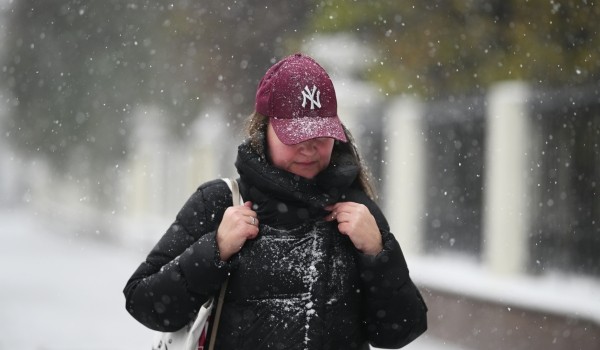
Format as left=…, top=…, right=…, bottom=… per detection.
left=235, top=142, right=359, bottom=228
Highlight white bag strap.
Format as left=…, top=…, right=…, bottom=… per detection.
left=208, top=178, right=242, bottom=350
left=222, top=177, right=243, bottom=205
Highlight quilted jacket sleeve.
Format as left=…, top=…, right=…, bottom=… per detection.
left=123, top=179, right=232, bottom=332
left=358, top=198, right=428, bottom=348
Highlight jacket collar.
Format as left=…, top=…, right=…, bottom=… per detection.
left=235, top=141, right=359, bottom=225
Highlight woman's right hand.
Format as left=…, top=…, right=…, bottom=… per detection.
left=216, top=201, right=259, bottom=261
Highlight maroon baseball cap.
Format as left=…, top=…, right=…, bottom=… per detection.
left=255, top=53, right=347, bottom=145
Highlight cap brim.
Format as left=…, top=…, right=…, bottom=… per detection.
left=271, top=116, right=348, bottom=145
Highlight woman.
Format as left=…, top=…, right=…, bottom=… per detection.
left=124, top=53, right=427, bottom=349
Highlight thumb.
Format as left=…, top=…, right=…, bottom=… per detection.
left=244, top=201, right=253, bottom=208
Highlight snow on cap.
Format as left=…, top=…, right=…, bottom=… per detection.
left=255, top=53, right=347, bottom=145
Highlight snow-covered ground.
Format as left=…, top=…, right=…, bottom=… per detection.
left=408, top=253, right=600, bottom=326
left=0, top=207, right=153, bottom=349
left=0, top=207, right=462, bottom=350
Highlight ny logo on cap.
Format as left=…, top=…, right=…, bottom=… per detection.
left=301, top=85, right=321, bottom=110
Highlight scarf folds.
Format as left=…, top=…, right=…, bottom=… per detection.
left=235, top=142, right=359, bottom=228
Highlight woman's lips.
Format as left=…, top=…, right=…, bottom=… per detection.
left=296, top=161, right=317, bottom=166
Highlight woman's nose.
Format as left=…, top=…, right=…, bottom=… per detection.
left=298, top=139, right=317, bottom=153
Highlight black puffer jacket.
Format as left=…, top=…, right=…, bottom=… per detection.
left=124, top=142, right=427, bottom=349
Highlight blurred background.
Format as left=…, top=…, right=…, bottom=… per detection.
left=0, top=1, right=599, bottom=349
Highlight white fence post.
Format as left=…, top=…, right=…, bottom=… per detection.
left=0, top=96, right=22, bottom=206
left=188, top=108, right=225, bottom=184
left=483, top=81, right=532, bottom=275
left=382, top=96, right=426, bottom=256
left=125, top=106, right=170, bottom=218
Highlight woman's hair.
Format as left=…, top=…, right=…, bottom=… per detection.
left=245, top=111, right=377, bottom=200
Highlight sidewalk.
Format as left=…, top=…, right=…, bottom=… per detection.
left=0, top=207, right=152, bottom=349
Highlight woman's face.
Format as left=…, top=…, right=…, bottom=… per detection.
left=266, top=123, right=335, bottom=179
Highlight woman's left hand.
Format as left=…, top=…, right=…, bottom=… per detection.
left=324, top=202, right=383, bottom=256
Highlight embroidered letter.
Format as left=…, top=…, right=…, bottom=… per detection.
left=301, top=85, right=321, bottom=110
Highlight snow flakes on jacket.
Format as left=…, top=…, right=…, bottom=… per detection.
left=124, top=141, right=427, bottom=350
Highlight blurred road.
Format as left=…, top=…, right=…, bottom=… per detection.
left=0, top=207, right=461, bottom=350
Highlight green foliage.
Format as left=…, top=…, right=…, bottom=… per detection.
left=307, top=0, right=600, bottom=98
